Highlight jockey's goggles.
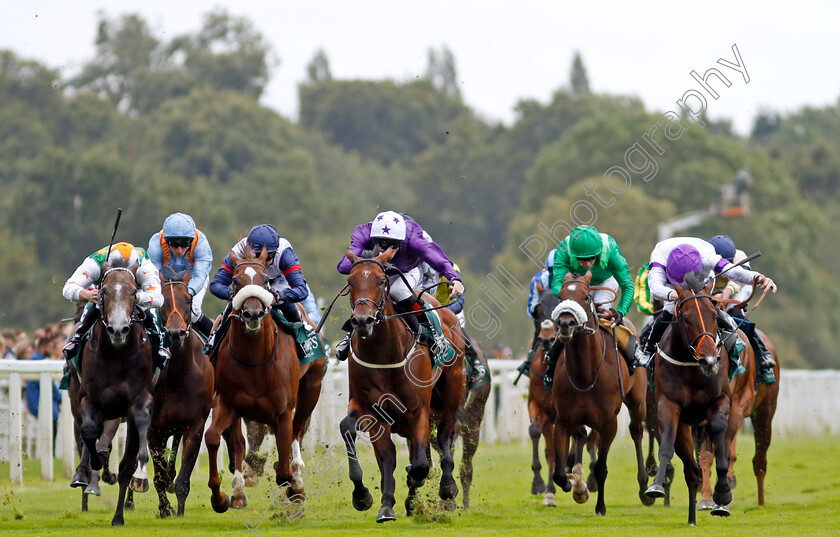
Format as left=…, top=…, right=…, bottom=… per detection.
left=375, top=238, right=402, bottom=251
left=166, top=238, right=191, bottom=249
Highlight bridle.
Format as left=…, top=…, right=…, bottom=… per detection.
left=99, top=267, right=141, bottom=330
left=162, top=279, right=193, bottom=338
left=556, top=278, right=598, bottom=336
left=348, top=258, right=389, bottom=325
left=229, top=260, right=272, bottom=322
left=671, top=290, right=721, bottom=360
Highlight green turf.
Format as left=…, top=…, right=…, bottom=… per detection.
left=1, top=434, right=838, bottom=536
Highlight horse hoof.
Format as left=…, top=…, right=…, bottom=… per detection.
left=531, top=479, right=546, bottom=495
left=160, top=507, right=174, bottom=518
left=231, top=497, right=248, bottom=509
left=713, top=488, right=733, bottom=507
left=542, top=492, right=557, bottom=507
left=244, top=475, right=260, bottom=488
left=130, top=478, right=149, bottom=493
left=586, top=474, right=598, bottom=492
left=167, top=482, right=176, bottom=494
left=352, top=489, right=373, bottom=511
left=573, top=489, right=589, bottom=504
left=102, top=470, right=117, bottom=485
left=698, top=499, right=715, bottom=510
left=212, top=494, right=231, bottom=514
left=640, top=490, right=656, bottom=506
left=728, top=475, right=738, bottom=489
left=711, top=504, right=731, bottom=517
left=376, top=506, right=396, bottom=523
left=439, top=481, right=459, bottom=501
left=70, top=478, right=89, bottom=489
left=441, top=499, right=457, bottom=512
left=84, top=483, right=101, bottom=496
left=645, top=484, right=665, bottom=498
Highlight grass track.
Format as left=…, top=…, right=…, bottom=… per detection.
left=1, top=434, right=838, bottom=536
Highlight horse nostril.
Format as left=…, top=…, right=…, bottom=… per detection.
left=120, top=326, right=130, bottom=337
left=365, top=316, right=375, bottom=326
left=106, top=326, right=115, bottom=336
left=350, top=317, right=359, bottom=328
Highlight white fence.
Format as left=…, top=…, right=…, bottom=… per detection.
left=3, top=358, right=840, bottom=484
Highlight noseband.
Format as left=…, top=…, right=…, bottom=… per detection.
left=230, top=260, right=272, bottom=322
left=673, top=291, right=721, bottom=360
left=554, top=279, right=597, bottom=336
left=348, top=258, right=390, bottom=325
left=163, top=280, right=193, bottom=338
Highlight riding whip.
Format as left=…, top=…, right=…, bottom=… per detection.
left=97, top=208, right=123, bottom=287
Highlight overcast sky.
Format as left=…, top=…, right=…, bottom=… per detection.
left=5, top=1, right=840, bottom=135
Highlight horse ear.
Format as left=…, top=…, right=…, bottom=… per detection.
left=674, top=281, right=686, bottom=296
left=159, top=265, right=177, bottom=281
left=128, top=260, right=140, bottom=274
left=258, top=248, right=268, bottom=264
left=182, top=271, right=191, bottom=284
left=563, top=272, right=574, bottom=282
left=377, top=247, right=397, bottom=264
left=582, top=270, right=593, bottom=283
left=345, top=248, right=358, bottom=265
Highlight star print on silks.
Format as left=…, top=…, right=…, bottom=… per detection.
left=376, top=215, right=384, bottom=221
left=381, top=225, right=391, bottom=234
left=393, top=217, right=400, bottom=223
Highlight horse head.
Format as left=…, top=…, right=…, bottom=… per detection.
left=673, top=271, right=720, bottom=377
left=552, top=272, right=595, bottom=341
left=229, top=246, right=273, bottom=333
left=345, top=247, right=396, bottom=339
left=160, top=267, right=192, bottom=348
left=537, top=318, right=558, bottom=354
left=99, top=258, right=140, bottom=348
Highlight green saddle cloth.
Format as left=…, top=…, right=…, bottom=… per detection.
left=270, top=310, right=327, bottom=365
left=420, top=309, right=455, bottom=369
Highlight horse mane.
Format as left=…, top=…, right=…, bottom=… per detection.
left=682, top=270, right=708, bottom=293
left=241, top=243, right=257, bottom=260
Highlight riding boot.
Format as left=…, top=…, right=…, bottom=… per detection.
left=394, top=297, right=422, bottom=336
left=752, top=332, right=776, bottom=384
left=142, top=308, right=170, bottom=371
left=634, top=310, right=673, bottom=368
left=716, top=308, right=746, bottom=360
left=334, top=332, right=352, bottom=361
left=192, top=314, right=214, bottom=340
left=543, top=338, right=564, bottom=391
left=621, top=334, right=638, bottom=374
left=204, top=302, right=232, bottom=361
left=463, top=330, right=487, bottom=388
left=62, top=303, right=100, bottom=362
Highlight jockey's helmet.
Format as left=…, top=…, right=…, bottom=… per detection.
left=569, top=226, right=601, bottom=259
left=371, top=211, right=407, bottom=247
left=708, top=235, right=736, bottom=262
left=162, top=213, right=196, bottom=240
left=106, top=242, right=141, bottom=266
left=545, top=248, right=557, bottom=270
left=247, top=224, right=281, bottom=254
left=666, top=244, right=703, bottom=287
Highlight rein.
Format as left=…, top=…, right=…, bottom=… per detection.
left=227, top=325, right=281, bottom=367
left=564, top=330, right=608, bottom=392
left=674, top=291, right=719, bottom=359
left=163, top=280, right=192, bottom=338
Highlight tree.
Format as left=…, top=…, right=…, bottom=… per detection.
left=570, top=51, right=590, bottom=96
left=305, top=49, right=332, bottom=84
left=425, top=46, right=460, bottom=99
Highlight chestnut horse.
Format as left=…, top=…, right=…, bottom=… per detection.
left=644, top=273, right=736, bottom=525
left=204, top=247, right=302, bottom=512
left=697, top=328, right=780, bottom=509
left=339, top=249, right=465, bottom=523
left=550, top=272, right=650, bottom=516
left=76, top=258, right=155, bottom=526
left=148, top=269, right=214, bottom=517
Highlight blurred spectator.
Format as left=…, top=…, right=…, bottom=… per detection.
left=2, top=329, right=16, bottom=358
left=25, top=335, right=61, bottom=454
left=14, top=340, right=33, bottom=361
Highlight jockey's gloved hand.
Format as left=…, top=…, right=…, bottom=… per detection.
left=610, top=309, right=623, bottom=326
left=271, top=289, right=285, bottom=305
left=227, top=289, right=235, bottom=301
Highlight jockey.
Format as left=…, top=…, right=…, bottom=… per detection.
left=206, top=224, right=311, bottom=352
left=634, top=237, right=777, bottom=369
left=334, top=210, right=465, bottom=362
left=61, top=242, right=169, bottom=370
left=518, top=249, right=555, bottom=377
left=543, top=225, right=636, bottom=389
left=708, top=235, right=777, bottom=384
left=147, top=213, right=214, bottom=338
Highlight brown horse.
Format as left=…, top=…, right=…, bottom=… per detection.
left=76, top=258, right=155, bottom=526
left=147, top=270, right=214, bottom=517
left=697, top=328, right=780, bottom=508
left=644, top=273, right=736, bottom=525
left=550, top=272, right=650, bottom=516
left=204, top=247, right=303, bottom=512
left=338, top=249, right=465, bottom=522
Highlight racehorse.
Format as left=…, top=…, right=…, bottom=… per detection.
left=147, top=269, right=214, bottom=517
left=697, top=328, right=780, bottom=509
left=204, top=246, right=305, bottom=513
left=550, top=272, right=650, bottom=516
left=644, top=273, right=736, bottom=525
left=75, top=257, right=155, bottom=526
left=338, top=248, right=465, bottom=522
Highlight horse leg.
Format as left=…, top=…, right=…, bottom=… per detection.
left=228, top=420, right=248, bottom=509
left=528, top=419, right=546, bottom=495
left=99, top=419, right=120, bottom=485
left=625, top=373, right=653, bottom=506
left=710, top=401, right=734, bottom=515
left=459, top=413, right=482, bottom=510
left=112, top=420, right=141, bottom=526
left=405, top=412, right=432, bottom=516
left=71, top=440, right=92, bottom=489
left=174, top=422, right=204, bottom=516
left=592, top=418, right=618, bottom=516
left=372, top=425, right=398, bottom=523
left=582, top=428, right=598, bottom=492
left=130, top=394, right=153, bottom=497
left=204, top=399, right=236, bottom=513
left=243, top=421, right=267, bottom=486
left=148, top=428, right=174, bottom=518
left=542, top=418, right=557, bottom=506
left=646, top=399, right=679, bottom=500
left=79, top=397, right=104, bottom=471
left=167, top=432, right=182, bottom=493
left=695, top=429, right=715, bottom=510
left=674, top=423, right=701, bottom=526
left=274, top=410, right=300, bottom=500
left=437, top=402, right=459, bottom=502
left=551, top=422, right=572, bottom=494
left=339, top=409, right=372, bottom=511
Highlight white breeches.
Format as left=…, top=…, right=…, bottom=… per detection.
left=592, top=276, right=619, bottom=311
left=388, top=267, right=421, bottom=303
left=191, top=277, right=209, bottom=321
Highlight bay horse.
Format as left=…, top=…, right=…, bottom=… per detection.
left=204, top=247, right=304, bottom=512
left=147, top=269, right=214, bottom=517
left=339, top=248, right=465, bottom=522
left=550, top=271, right=650, bottom=516
left=644, top=273, right=736, bottom=525
left=76, top=257, right=155, bottom=526
left=697, top=328, right=780, bottom=509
